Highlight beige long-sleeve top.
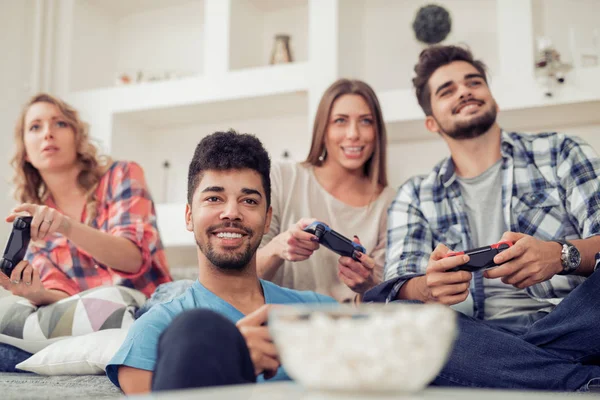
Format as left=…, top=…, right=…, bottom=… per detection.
left=260, top=162, right=396, bottom=302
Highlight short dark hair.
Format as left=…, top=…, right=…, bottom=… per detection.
left=187, top=130, right=271, bottom=209
left=413, top=45, right=488, bottom=116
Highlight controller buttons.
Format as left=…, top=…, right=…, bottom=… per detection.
left=498, top=243, right=510, bottom=250
left=15, top=219, right=27, bottom=229
left=314, top=225, right=325, bottom=241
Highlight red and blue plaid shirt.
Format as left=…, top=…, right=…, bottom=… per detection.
left=25, top=161, right=172, bottom=297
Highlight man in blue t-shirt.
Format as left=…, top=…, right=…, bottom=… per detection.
left=106, top=131, right=336, bottom=394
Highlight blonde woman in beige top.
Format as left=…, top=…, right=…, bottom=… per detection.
left=258, top=79, right=395, bottom=303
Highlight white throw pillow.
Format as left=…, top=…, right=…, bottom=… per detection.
left=16, top=328, right=129, bottom=375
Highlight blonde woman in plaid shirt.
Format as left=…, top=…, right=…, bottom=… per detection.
left=0, top=94, right=171, bottom=306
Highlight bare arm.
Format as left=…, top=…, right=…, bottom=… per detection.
left=398, top=275, right=430, bottom=302
left=118, top=366, right=153, bottom=395
left=256, top=240, right=285, bottom=280
left=62, top=218, right=143, bottom=273
left=257, top=218, right=319, bottom=281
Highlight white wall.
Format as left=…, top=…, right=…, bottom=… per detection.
left=115, top=1, right=204, bottom=80
left=111, top=114, right=309, bottom=203
left=387, top=122, right=600, bottom=189
left=70, top=1, right=204, bottom=92
left=0, top=1, right=35, bottom=238
left=71, top=1, right=117, bottom=91
left=532, top=0, right=600, bottom=67
left=362, top=0, right=499, bottom=92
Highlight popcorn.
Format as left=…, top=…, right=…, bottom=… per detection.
left=269, top=304, right=457, bottom=392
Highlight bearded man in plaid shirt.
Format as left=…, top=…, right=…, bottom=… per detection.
left=365, top=45, right=600, bottom=392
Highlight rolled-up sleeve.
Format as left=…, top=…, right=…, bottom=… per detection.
left=106, top=162, right=161, bottom=279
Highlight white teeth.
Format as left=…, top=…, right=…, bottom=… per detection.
left=216, top=232, right=242, bottom=239
left=343, top=146, right=363, bottom=153
left=459, top=103, right=480, bottom=113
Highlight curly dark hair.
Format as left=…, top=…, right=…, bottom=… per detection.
left=413, top=45, right=488, bottom=116
left=187, top=130, right=271, bottom=209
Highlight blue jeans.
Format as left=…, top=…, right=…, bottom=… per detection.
left=0, top=343, right=32, bottom=373
left=404, top=270, right=600, bottom=391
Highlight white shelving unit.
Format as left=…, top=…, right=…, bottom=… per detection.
left=40, top=0, right=600, bottom=248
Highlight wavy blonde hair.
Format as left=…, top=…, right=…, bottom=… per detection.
left=11, top=93, right=112, bottom=224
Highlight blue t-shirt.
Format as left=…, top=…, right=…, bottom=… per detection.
left=106, top=279, right=336, bottom=387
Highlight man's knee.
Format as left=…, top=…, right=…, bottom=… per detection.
left=153, top=308, right=255, bottom=391
left=158, top=309, right=241, bottom=355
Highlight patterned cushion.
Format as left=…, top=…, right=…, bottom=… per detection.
left=0, top=286, right=146, bottom=353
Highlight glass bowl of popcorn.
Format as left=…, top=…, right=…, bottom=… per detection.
left=268, top=302, right=457, bottom=393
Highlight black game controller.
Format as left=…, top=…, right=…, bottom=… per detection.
left=446, top=241, right=513, bottom=272
left=0, top=216, right=33, bottom=277
left=303, top=221, right=366, bottom=260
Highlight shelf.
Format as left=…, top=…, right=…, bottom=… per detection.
left=70, top=0, right=204, bottom=92
left=532, top=0, right=600, bottom=69
left=68, top=62, right=308, bottom=115
left=379, top=65, right=600, bottom=142
left=50, top=0, right=600, bottom=250
left=338, top=0, right=500, bottom=93
left=229, top=0, right=308, bottom=70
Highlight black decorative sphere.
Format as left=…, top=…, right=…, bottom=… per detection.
left=413, top=4, right=452, bottom=45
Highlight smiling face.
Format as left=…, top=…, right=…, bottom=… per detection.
left=23, top=102, right=78, bottom=173
left=425, top=61, right=499, bottom=140
left=323, top=94, right=376, bottom=174
left=185, top=168, right=272, bottom=272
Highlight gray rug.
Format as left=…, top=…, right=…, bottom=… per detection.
left=0, top=373, right=122, bottom=399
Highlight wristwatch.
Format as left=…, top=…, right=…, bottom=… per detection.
left=553, top=239, right=581, bottom=275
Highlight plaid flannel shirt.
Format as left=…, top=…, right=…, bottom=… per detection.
left=384, top=131, right=600, bottom=319
left=25, top=161, right=172, bottom=298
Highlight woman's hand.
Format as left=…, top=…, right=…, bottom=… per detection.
left=6, top=203, right=71, bottom=241
left=0, top=260, right=47, bottom=305
left=272, top=218, right=320, bottom=262
left=337, top=236, right=380, bottom=294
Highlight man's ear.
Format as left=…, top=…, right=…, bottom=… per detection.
left=425, top=115, right=440, bottom=134
left=185, top=203, right=193, bottom=232
left=263, top=206, right=273, bottom=235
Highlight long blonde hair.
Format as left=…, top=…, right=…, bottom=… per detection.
left=11, top=93, right=112, bottom=224
left=304, top=79, right=388, bottom=188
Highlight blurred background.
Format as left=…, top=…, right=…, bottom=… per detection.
left=1, top=0, right=599, bottom=268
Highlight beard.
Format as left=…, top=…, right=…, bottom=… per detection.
left=435, top=101, right=498, bottom=140
left=196, top=222, right=258, bottom=272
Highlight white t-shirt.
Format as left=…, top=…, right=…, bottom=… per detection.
left=261, top=162, right=396, bottom=302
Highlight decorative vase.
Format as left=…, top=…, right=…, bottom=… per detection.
left=270, top=34, right=293, bottom=64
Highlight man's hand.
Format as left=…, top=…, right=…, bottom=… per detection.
left=484, top=231, right=563, bottom=289
left=236, top=305, right=280, bottom=379
left=423, top=244, right=473, bottom=305
left=337, top=236, right=380, bottom=294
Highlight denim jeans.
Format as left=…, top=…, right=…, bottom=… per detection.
left=0, top=343, right=32, bottom=373
left=394, top=270, right=600, bottom=391
left=152, top=309, right=256, bottom=391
